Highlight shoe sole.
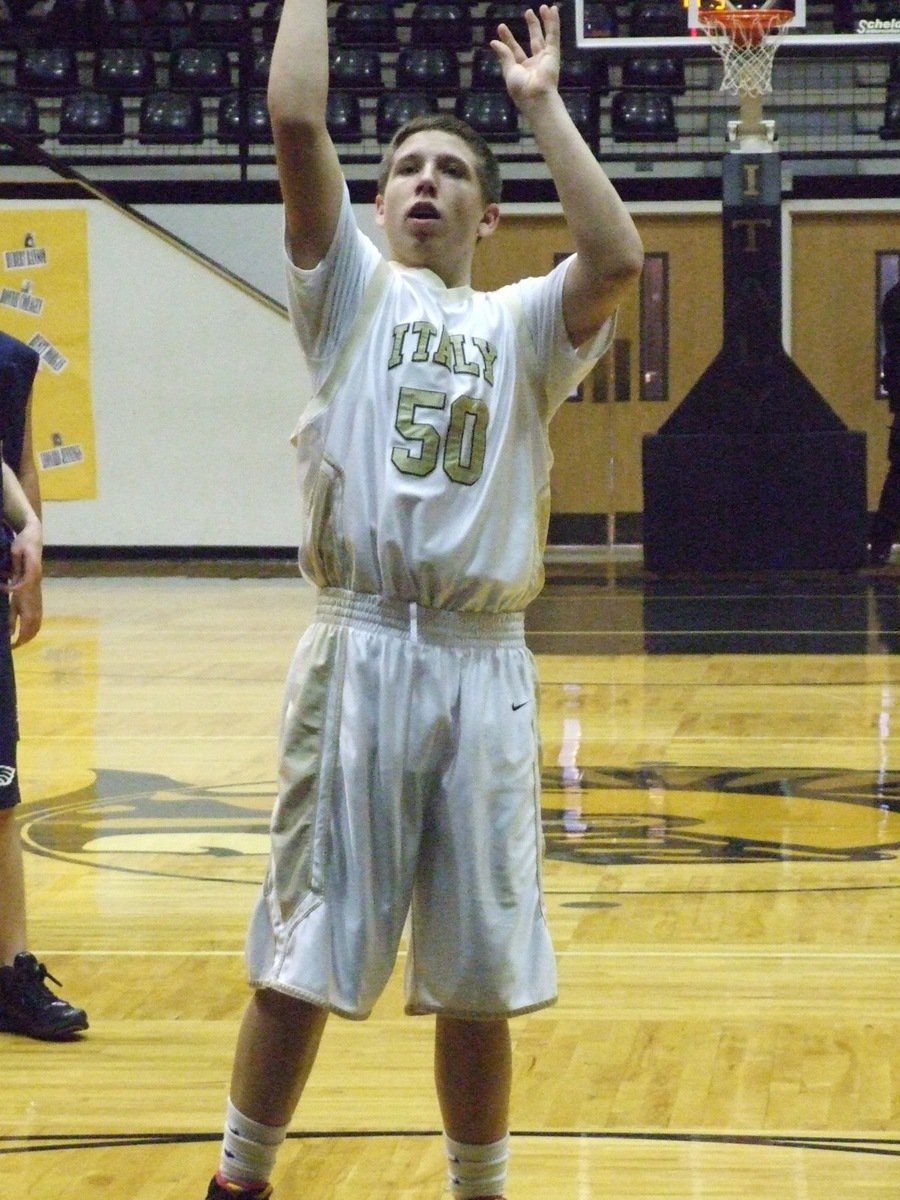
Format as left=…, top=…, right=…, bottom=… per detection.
left=0, top=1016, right=88, bottom=1040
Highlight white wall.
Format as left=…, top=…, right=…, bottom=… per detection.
left=135, top=201, right=388, bottom=306
left=0, top=197, right=308, bottom=549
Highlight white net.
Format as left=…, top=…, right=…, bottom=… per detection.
left=697, top=9, right=792, bottom=97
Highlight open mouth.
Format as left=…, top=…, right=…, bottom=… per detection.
left=407, top=202, right=440, bottom=221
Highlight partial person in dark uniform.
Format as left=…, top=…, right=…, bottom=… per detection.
left=0, top=331, right=88, bottom=1040
left=869, top=279, right=900, bottom=566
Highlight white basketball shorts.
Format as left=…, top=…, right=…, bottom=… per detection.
left=245, top=588, right=558, bottom=1020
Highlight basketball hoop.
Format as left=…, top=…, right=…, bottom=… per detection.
left=697, top=7, right=793, bottom=98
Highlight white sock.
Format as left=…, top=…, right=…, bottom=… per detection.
left=218, top=1099, right=287, bottom=1189
left=444, top=1133, right=509, bottom=1199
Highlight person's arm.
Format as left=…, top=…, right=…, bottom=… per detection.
left=2, top=460, right=42, bottom=648
left=492, top=5, right=644, bottom=347
left=7, top=388, right=41, bottom=646
left=267, top=0, right=346, bottom=269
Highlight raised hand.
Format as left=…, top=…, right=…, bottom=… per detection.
left=491, top=5, right=561, bottom=109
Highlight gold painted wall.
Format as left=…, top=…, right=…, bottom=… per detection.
left=473, top=211, right=723, bottom=519
left=476, top=207, right=897, bottom=522
left=791, top=211, right=898, bottom=510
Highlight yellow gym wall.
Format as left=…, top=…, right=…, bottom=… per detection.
left=476, top=207, right=897, bottom=528
left=791, top=210, right=898, bottom=511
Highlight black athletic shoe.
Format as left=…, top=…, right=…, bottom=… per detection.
left=205, top=1179, right=273, bottom=1200
left=870, top=540, right=894, bottom=567
left=0, top=951, right=88, bottom=1040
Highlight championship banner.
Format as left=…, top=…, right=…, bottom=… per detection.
left=0, top=208, right=96, bottom=500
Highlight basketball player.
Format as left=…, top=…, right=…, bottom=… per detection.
left=869, top=278, right=900, bottom=566
left=202, top=4, right=642, bottom=1198
left=0, top=332, right=88, bottom=1040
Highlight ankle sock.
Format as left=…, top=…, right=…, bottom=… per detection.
left=218, top=1098, right=287, bottom=1190
left=443, top=1132, right=509, bottom=1199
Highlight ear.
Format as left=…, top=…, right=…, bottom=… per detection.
left=374, top=192, right=386, bottom=227
left=477, top=203, right=500, bottom=240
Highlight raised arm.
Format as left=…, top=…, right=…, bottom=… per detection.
left=267, top=0, right=346, bottom=268
left=492, top=5, right=644, bottom=346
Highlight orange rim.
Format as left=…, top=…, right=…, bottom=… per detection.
left=697, top=7, right=793, bottom=41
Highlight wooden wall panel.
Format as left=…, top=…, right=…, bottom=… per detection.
left=791, top=212, right=898, bottom=508
left=475, top=206, right=898, bottom=525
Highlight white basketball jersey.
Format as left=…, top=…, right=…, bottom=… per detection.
left=285, top=185, right=614, bottom=612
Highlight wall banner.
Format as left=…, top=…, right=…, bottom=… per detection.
left=0, top=208, right=96, bottom=500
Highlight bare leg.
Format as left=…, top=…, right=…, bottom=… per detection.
left=229, top=988, right=329, bottom=1126
left=0, top=809, right=27, bottom=965
left=434, top=1015, right=511, bottom=1144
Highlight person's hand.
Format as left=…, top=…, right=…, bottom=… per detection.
left=491, top=5, right=561, bottom=111
left=5, top=520, right=42, bottom=647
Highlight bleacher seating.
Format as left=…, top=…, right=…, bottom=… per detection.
left=410, top=2, right=472, bottom=50
left=16, top=46, right=79, bottom=93
left=59, top=89, right=125, bottom=144
left=169, top=46, right=232, bottom=92
left=94, top=46, right=157, bottom=94
left=217, top=90, right=272, bottom=143
left=326, top=90, right=363, bottom=142
left=396, top=46, right=460, bottom=95
left=621, top=55, right=686, bottom=94
left=455, top=90, right=519, bottom=141
left=334, top=3, right=397, bottom=49
left=611, top=89, right=679, bottom=141
left=192, top=2, right=246, bottom=46
left=329, top=47, right=384, bottom=94
left=0, top=91, right=44, bottom=144
left=139, top=89, right=204, bottom=143
left=0, top=1, right=891, bottom=176
left=376, top=91, right=439, bottom=142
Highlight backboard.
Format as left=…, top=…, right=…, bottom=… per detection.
left=573, top=1, right=900, bottom=51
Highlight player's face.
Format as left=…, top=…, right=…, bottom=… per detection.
left=375, top=130, right=500, bottom=286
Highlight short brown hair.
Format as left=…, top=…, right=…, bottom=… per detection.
left=377, top=113, right=503, bottom=206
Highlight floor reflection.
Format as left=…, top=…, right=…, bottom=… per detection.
left=526, top=562, right=900, bottom=655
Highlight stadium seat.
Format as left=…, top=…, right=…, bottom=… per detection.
left=455, top=91, right=519, bottom=141
left=192, top=2, right=246, bottom=46
left=260, top=2, right=283, bottom=46
left=59, top=90, right=125, bottom=143
left=611, top=90, right=679, bottom=141
left=329, top=47, right=384, bottom=94
left=879, top=90, right=900, bottom=139
left=143, top=0, right=192, bottom=50
left=629, top=1, right=688, bottom=38
left=471, top=46, right=505, bottom=90
left=250, top=46, right=272, bottom=88
left=16, top=46, right=79, bottom=93
left=170, top=46, right=232, bottom=92
left=94, top=46, right=157, bottom=94
left=0, top=91, right=45, bottom=144
left=561, top=89, right=600, bottom=154
left=376, top=91, right=439, bottom=142
left=139, top=90, right=204, bottom=143
left=0, top=9, right=16, bottom=47
left=217, top=91, right=272, bottom=144
left=621, top=55, right=686, bottom=93
left=326, top=91, right=363, bottom=143
left=334, top=3, right=397, bottom=48
left=112, top=0, right=147, bottom=46
left=483, top=3, right=528, bottom=46
left=559, top=53, right=610, bottom=93
left=410, top=2, right=472, bottom=50
left=396, top=46, right=460, bottom=95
